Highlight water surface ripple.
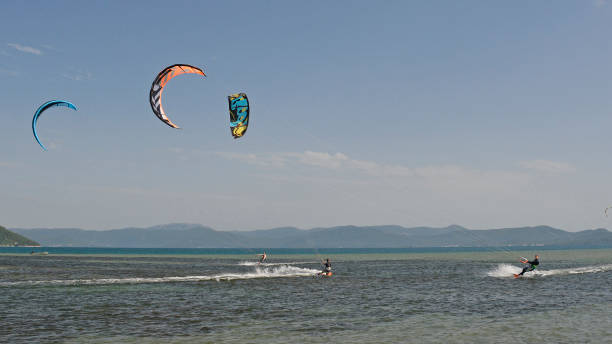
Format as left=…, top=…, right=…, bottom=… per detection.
left=1, top=249, right=611, bottom=343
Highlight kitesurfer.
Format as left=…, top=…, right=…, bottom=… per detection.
left=258, top=252, right=267, bottom=264
left=517, top=255, right=539, bottom=276
left=321, top=258, right=332, bottom=275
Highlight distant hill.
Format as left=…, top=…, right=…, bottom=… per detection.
left=10, top=223, right=612, bottom=248
left=0, top=225, right=39, bottom=246
left=11, top=224, right=243, bottom=248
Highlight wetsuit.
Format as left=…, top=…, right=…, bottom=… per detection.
left=519, top=258, right=539, bottom=275
left=322, top=261, right=331, bottom=274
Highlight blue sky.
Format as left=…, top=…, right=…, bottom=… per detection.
left=1, top=0, right=611, bottom=231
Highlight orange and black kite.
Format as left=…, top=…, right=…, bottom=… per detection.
left=149, top=64, right=206, bottom=129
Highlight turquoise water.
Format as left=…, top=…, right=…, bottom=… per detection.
left=1, top=248, right=611, bottom=343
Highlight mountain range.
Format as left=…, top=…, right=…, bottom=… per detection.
left=10, top=224, right=612, bottom=248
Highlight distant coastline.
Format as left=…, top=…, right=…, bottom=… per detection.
left=9, top=224, right=612, bottom=249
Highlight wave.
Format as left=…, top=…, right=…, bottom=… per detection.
left=487, top=263, right=612, bottom=278
left=0, top=265, right=320, bottom=287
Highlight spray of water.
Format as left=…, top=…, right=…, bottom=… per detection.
left=487, top=263, right=612, bottom=278
left=238, top=261, right=313, bottom=266
left=0, top=265, right=320, bottom=287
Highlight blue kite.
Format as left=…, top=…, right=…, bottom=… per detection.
left=32, top=100, right=78, bottom=150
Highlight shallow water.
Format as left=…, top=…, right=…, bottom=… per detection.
left=1, top=249, right=611, bottom=343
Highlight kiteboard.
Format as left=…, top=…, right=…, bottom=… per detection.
left=515, top=257, right=530, bottom=278
left=316, top=272, right=333, bottom=277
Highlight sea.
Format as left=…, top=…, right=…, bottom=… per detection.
left=1, top=247, right=611, bottom=343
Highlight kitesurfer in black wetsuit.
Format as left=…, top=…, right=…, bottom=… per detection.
left=518, top=255, right=539, bottom=276
left=322, top=258, right=332, bottom=275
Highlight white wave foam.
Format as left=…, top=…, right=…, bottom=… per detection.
left=531, top=264, right=612, bottom=277
left=238, top=261, right=262, bottom=266
left=238, top=261, right=312, bottom=266
left=488, top=263, right=612, bottom=278
left=487, top=264, right=522, bottom=278
left=0, top=265, right=320, bottom=287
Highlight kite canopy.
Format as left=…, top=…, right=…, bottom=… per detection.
left=228, top=93, right=249, bottom=139
left=32, top=100, right=78, bottom=151
left=149, top=64, right=206, bottom=129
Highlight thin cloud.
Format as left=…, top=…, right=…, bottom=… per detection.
left=62, top=69, right=93, bottom=81
left=519, top=160, right=576, bottom=174
left=0, top=68, right=19, bottom=77
left=218, top=151, right=405, bottom=175
left=41, top=44, right=59, bottom=52
left=167, top=147, right=184, bottom=154
left=215, top=150, right=408, bottom=176
left=291, top=151, right=349, bottom=169
left=215, top=152, right=288, bottom=167
left=595, top=0, right=607, bottom=7
left=216, top=151, right=537, bottom=222
left=217, top=150, right=531, bottom=187
left=285, top=151, right=414, bottom=177
left=0, top=161, right=20, bottom=168
left=7, top=43, right=42, bottom=55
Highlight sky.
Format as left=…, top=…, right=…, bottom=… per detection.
left=1, top=0, right=611, bottom=231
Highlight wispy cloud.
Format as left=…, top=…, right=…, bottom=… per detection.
left=519, top=160, right=576, bottom=174
left=216, top=150, right=532, bottom=191
left=167, top=147, right=184, bottom=154
left=62, top=69, right=93, bottom=81
left=217, top=151, right=406, bottom=175
left=41, top=44, right=59, bottom=52
left=0, top=161, right=20, bottom=168
left=0, top=68, right=19, bottom=77
left=292, top=151, right=349, bottom=169
left=595, top=0, right=607, bottom=7
left=7, top=43, right=42, bottom=55
left=215, top=152, right=288, bottom=167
